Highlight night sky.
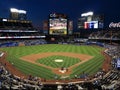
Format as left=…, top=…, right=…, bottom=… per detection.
left=0, top=0, right=120, bottom=30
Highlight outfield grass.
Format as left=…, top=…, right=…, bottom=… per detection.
left=0, top=44, right=104, bottom=79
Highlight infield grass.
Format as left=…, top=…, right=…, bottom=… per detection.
left=36, top=55, right=81, bottom=68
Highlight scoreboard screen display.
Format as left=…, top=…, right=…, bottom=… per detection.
left=49, top=18, right=67, bottom=35
left=49, top=13, right=68, bottom=35
left=78, top=15, right=104, bottom=29
left=84, top=21, right=98, bottom=29
left=117, top=58, right=120, bottom=68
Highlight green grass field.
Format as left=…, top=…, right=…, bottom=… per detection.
left=36, top=55, right=81, bottom=68
left=0, top=44, right=104, bottom=79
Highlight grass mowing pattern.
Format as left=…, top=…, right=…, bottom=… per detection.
left=0, top=44, right=104, bottom=79
left=70, top=55, right=104, bottom=78
left=36, top=55, right=81, bottom=68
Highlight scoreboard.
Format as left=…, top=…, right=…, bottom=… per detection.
left=78, top=14, right=104, bottom=29
left=49, top=13, right=68, bottom=35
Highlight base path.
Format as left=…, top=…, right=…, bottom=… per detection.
left=20, top=52, right=93, bottom=75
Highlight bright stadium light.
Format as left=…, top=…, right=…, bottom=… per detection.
left=2, top=19, right=7, bottom=22
left=19, top=10, right=26, bottom=14
left=81, top=11, right=93, bottom=17
left=10, top=8, right=19, bottom=13
left=10, top=8, right=26, bottom=14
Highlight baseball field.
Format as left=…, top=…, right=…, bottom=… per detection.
left=0, top=44, right=105, bottom=80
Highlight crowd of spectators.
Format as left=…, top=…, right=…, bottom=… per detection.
left=92, top=44, right=120, bottom=90
left=0, top=32, right=42, bottom=37
left=0, top=39, right=47, bottom=47
left=89, top=29, right=120, bottom=40
left=0, top=19, right=35, bottom=31
left=0, top=62, right=43, bottom=90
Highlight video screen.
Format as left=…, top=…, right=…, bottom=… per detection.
left=78, top=15, right=104, bottom=29
left=49, top=18, right=67, bottom=35
left=84, top=21, right=98, bottom=29
left=117, top=58, right=120, bottom=68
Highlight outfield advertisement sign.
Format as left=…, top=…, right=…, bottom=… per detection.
left=109, top=22, right=120, bottom=28
left=0, top=36, right=45, bottom=39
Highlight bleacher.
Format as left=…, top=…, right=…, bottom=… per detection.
left=0, top=18, right=46, bottom=48
left=89, top=29, right=120, bottom=40
left=0, top=19, right=34, bottom=30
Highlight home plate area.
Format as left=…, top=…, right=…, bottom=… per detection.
left=54, top=59, right=68, bottom=73
left=59, top=67, right=68, bottom=73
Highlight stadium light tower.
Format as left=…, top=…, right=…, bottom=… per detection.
left=10, top=8, right=19, bottom=13
left=10, top=8, right=27, bottom=20
left=10, top=8, right=26, bottom=14
left=18, top=10, right=26, bottom=14
left=10, top=8, right=19, bottom=20
left=18, top=9, right=27, bottom=20
left=81, top=11, right=94, bottom=17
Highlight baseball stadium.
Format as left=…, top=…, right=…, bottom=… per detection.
left=0, top=9, right=120, bottom=90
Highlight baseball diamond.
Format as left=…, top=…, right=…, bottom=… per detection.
left=0, top=44, right=105, bottom=80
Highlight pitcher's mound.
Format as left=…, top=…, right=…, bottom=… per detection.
left=54, top=59, right=63, bottom=62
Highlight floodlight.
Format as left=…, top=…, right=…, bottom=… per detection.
left=10, top=8, right=18, bottom=13
left=81, top=11, right=93, bottom=17
left=10, top=8, right=26, bottom=14
left=2, top=19, right=7, bottom=22
left=18, top=10, right=26, bottom=14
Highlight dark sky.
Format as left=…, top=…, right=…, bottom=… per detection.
left=0, top=0, right=120, bottom=29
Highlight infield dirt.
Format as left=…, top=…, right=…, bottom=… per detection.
left=20, top=52, right=93, bottom=75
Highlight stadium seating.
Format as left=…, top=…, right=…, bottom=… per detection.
left=89, top=30, right=120, bottom=40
